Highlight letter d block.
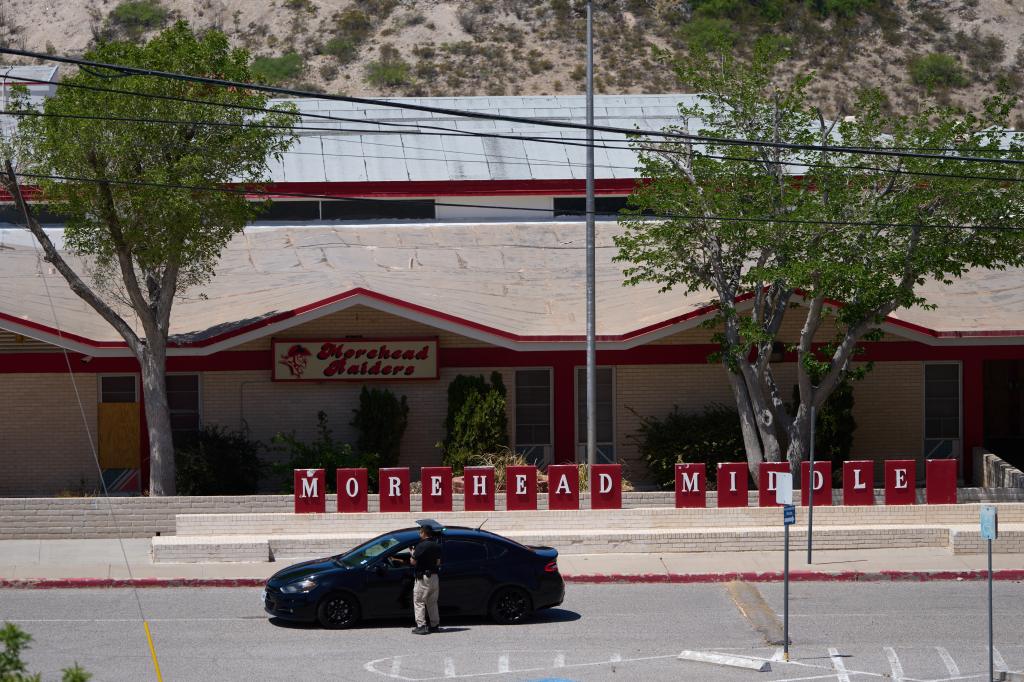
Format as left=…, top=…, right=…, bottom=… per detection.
left=379, top=467, right=410, bottom=513
left=758, top=462, right=790, bottom=507
left=505, top=465, right=537, bottom=511
left=842, top=460, right=875, bottom=506
left=925, top=459, right=957, bottom=504
left=884, top=459, right=916, bottom=505
left=548, top=464, right=579, bottom=510
left=800, top=461, right=832, bottom=507
left=716, top=462, right=749, bottom=508
left=421, top=466, right=452, bottom=512
left=590, top=464, right=622, bottom=510
left=675, top=463, right=706, bottom=508
left=464, top=466, right=495, bottom=511
left=294, top=468, right=326, bottom=514
left=336, top=468, right=368, bottom=513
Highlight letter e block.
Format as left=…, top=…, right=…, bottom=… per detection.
left=590, top=464, right=621, bottom=510
left=717, top=462, right=749, bottom=508
left=758, top=462, right=790, bottom=507
left=336, top=468, right=368, bottom=513
left=842, top=460, right=874, bottom=506
left=421, top=466, right=452, bottom=512
left=380, top=467, right=410, bottom=513
left=675, top=463, right=706, bottom=508
left=505, top=465, right=537, bottom=511
left=464, top=466, right=495, bottom=511
left=884, top=459, right=916, bottom=505
left=294, top=468, right=326, bottom=514
left=548, top=464, right=579, bottom=510
left=925, top=459, right=957, bottom=504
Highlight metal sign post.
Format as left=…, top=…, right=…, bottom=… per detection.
left=777, top=473, right=795, bottom=662
left=807, top=406, right=815, bottom=564
left=980, top=506, right=998, bottom=682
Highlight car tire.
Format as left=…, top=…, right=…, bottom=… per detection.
left=489, top=586, right=533, bottom=625
left=316, top=592, right=360, bottom=629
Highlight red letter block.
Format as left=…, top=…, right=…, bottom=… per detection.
left=717, top=462, right=749, bottom=508
left=926, top=459, right=957, bottom=504
left=336, top=468, right=368, bottom=513
left=884, top=460, right=916, bottom=505
left=421, top=466, right=452, bottom=512
left=800, top=461, right=832, bottom=506
left=675, top=463, right=706, bottom=508
left=548, top=464, right=579, bottom=510
left=505, top=465, right=537, bottom=511
left=380, top=467, right=410, bottom=513
left=842, top=460, right=874, bottom=506
left=464, top=466, right=495, bottom=511
left=758, top=462, right=791, bottom=507
left=590, top=464, right=622, bottom=510
left=294, top=468, right=325, bottom=513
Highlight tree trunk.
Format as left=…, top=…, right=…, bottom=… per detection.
left=140, top=349, right=176, bottom=496
left=727, top=369, right=769, bottom=483
left=785, top=404, right=812, bottom=475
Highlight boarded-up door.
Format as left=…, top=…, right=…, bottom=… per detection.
left=98, top=402, right=141, bottom=468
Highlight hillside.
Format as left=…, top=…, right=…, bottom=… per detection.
left=1, top=0, right=1023, bottom=123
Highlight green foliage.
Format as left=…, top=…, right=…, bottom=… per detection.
left=678, top=17, right=738, bottom=52
left=272, top=411, right=380, bottom=492
left=174, top=425, right=263, bottom=495
left=251, top=52, right=305, bottom=84
left=629, top=404, right=745, bottom=489
left=908, top=53, right=968, bottom=91
left=439, top=372, right=509, bottom=474
left=350, top=386, right=409, bottom=468
left=365, top=45, right=411, bottom=88
left=1, top=622, right=91, bottom=682
left=283, top=0, right=316, bottom=13
left=323, top=36, right=359, bottom=63
left=791, top=381, right=857, bottom=463
left=108, top=0, right=169, bottom=39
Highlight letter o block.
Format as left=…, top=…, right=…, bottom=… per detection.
left=800, top=461, right=832, bottom=507
left=336, top=468, right=368, bottom=513
left=675, top=463, right=706, bottom=508
left=717, top=462, right=749, bottom=508
left=294, top=468, right=326, bottom=513
left=758, top=462, right=790, bottom=507
left=464, top=466, right=495, bottom=511
left=590, top=464, right=622, bottom=509
left=925, top=459, right=958, bottom=504
left=421, top=466, right=452, bottom=512
left=505, top=465, right=537, bottom=511
left=379, top=467, right=410, bottom=513
left=842, top=460, right=875, bottom=506
left=548, top=464, right=579, bottom=510
left=884, top=459, right=916, bottom=505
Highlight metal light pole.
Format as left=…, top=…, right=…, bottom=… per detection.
left=807, top=405, right=815, bottom=564
left=584, top=0, right=597, bottom=467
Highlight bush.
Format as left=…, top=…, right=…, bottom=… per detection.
left=629, top=403, right=745, bottom=489
left=439, top=372, right=509, bottom=474
left=334, top=8, right=373, bottom=42
left=468, top=448, right=528, bottom=491
left=272, top=411, right=379, bottom=492
left=174, top=425, right=263, bottom=495
left=365, top=45, right=411, bottom=88
left=350, top=386, right=409, bottom=468
left=679, top=17, right=738, bottom=52
left=908, top=53, right=968, bottom=91
left=107, top=0, right=169, bottom=39
left=251, top=52, right=304, bottom=84
left=323, top=36, right=359, bottom=63
left=1, top=622, right=91, bottom=681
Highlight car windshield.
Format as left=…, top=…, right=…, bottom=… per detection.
left=335, top=535, right=404, bottom=568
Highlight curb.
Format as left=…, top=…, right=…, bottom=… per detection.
left=2, top=570, right=1024, bottom=588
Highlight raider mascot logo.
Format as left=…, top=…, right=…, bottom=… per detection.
left=279, top=344, right=312, bottom=378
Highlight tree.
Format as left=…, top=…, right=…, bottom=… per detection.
left=1, top=622, right=91, bottom=681
left=615, top=40, right=1024, bottom=478
left=0, top=22, right=297, bottom=494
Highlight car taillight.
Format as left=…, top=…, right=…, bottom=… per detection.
left=544, top=560, right=558, bottom=573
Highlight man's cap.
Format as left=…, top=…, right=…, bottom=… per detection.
left=416, top=519, right=445, bottom=534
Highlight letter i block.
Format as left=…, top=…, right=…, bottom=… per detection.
left=505, top=465, right=537, bottom=510
left=548, top=464, right=579, bottom=510
left=675, top=463, right=706, bottom=508
left=842, top=461, right=875, bottom=506
left=379, top=467, right=411, bottom=512
left=294, top=468, right=326, bottom=513
left=758, top=462, right=790, bottom=507
left=716, top=462, right=749, bottom=508
left=464, top=466, right=495, bottom=511
left=421, top=466, right=452, bottom=512
left=590, top=464, right=622, bottom=509
left=925, top=459, right=957, bottom=504
left=884, top=459, right=916, bottom=505
left=336, top=468, right=368, bottom=513
left=800, top=461, right=832, bottom=506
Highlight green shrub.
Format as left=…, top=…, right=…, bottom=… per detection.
left=439, top=372, right=509, bottom=474
left=350, top=386, right=409, bottom=469
left=323, top=36, right=359, bottom=63
left=908, top=52, right=968, bottom=91
left=174, top=425, right=263, bottom=495
left=1, top=622, right=91, bottom=681
left=365, top=46, right=411, bottom=88
left=251, top=52, right=305, bottom=84
left=679, top=17, right=738, bottom=51
left=283, top=0, right=316, bottom=12
left=335, top=8, right=373, bottom=42
left=107, top=0, right=168, bottom=39
left=629, top=403, right=745, bottom=489
left=272, top=411, right=380, bottom=492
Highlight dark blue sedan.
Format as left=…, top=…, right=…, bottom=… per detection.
left=263, top=525, right=564, bottom=629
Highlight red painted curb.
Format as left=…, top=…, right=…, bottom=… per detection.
left=0, top=578, right=266, bottom=589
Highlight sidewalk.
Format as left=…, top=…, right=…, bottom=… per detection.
left=0, top=538, right=1022, bottom=587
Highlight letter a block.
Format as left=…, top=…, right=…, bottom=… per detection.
left=464, top=466, right=495, bottom=511
left=336, top=468, right=368, bottom=513
left=548, top=464, right=579, bottom=510
left=842, top=460, right=874, bottom=506
left=925, top=459, right=957, bottom=504
left=717, top=462, right=749, bottom=508
left=294, top=468, right=326, bottom=513
left=758, top=462, right=790, bottom=507
left=505, top=465, right=537, bottom=511
left=421, top=466, right=452, bottom=512
left=590, top=464, right=622, bottom=510
left=800, top=461, right=832, bottom=506
left=884, top=459, right=916, bottom=505
left=380, top=467, right=410, bottom=512
left=675, top=463, right=706, bottom=508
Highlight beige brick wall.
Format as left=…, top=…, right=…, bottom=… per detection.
left=651, top=311, right=904, bottom=345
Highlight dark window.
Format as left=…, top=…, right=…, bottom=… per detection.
left=442, top=540, right=487, bottom=565
left=924, top=364, right=960, bottom=440
left=0, top=204, right=70, bottom=225
left=252, top=200, right=320, bottom=221
left=484, top=541, right=509, bottom=560
left=576, top=367, right=615, bottom=463
left=515, top=369, right=551, bottom=447
left=100, top=376, right=136, bottom=403
left=553, top=196, right=649, bottom=218
left=321, top=198, right=435, bottom=221
left=166, top=374, right=201, bottom=443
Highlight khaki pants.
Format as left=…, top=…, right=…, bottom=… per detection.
left=413, top=574, right=439, bottom=627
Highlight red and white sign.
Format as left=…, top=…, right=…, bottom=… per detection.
left=380, top=467, right=411, bottom=512
left=336, top=468, right=368, bottom=513
left=505, top=465, right=537, bottom=511
left=421, top=467, right=452, bottom=512
left=758, top=462, right=790, bottom=507
left=464, top=466, right=496, bottom=511
left=548, top=464, right=579, bottom=510
left=842, top=460, right=875, bottom=506
left=675, top=463, right=706, bottom=508
left=717, top=462, right=749, bottom=508
left=884, top=459, right=916, bottom=505
left=926, top=459, right=957, bottom=504
left=590, top=464, right=622, bottom=510
left=294, top=468, right=325, bottom=513
left=800, top=461, right=832, bottom=506
left=272, top=338, right=438, bottom=381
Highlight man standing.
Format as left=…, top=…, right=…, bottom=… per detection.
left=411, top=520, right=442, bottom=635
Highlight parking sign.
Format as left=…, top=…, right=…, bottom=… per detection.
left=980, top=506, right=998, bottom=540
left=783, top=504, right=796, bottom=526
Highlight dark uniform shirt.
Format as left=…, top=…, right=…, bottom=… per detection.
left=412, top=538, right=441, bottom=577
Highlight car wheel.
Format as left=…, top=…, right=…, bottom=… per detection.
left=489, top=587, right=533, bottom=625
left=317, top=592, right=360, bottom=629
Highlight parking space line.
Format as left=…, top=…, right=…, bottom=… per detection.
left=391, top=657, right=403, bottom=677
left=553, top=653, right=565, bottom=668
left=935, top=647, right=959, bottom=677
left=828, top=647, right=851, bottom=682
left=444, top=657, right=455, bottom=678
left=609, top=653, right=622, bottom=662
left=365, top=653, right=680, bottom=680
left=885, top=648, right=905, bottom=682
left=993, top=648, right=1008, bottom=672
left=497, top=654, right=509, bottom=673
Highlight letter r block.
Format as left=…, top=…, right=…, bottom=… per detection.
left=674, top=463, right=706, bottom=508
left=464, top=466, right=495, bottom=511
left=884, top=459, right=916, bottom=506
left=379, top=467, right=410, bottom=513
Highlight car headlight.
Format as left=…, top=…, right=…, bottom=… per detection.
left=280, top=578, right=318, bottom=594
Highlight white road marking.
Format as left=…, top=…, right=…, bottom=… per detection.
left=497, top=654, right=509, bottom=673
left=993, top=647, right=1008, bottom=672
left=390, top=657, right=402, bottom=677
left=885, top=647, right=905, bottom=682
left=828, top=647, right=851, bottom=682
left=553, top=652, right=565, bottom=668
left=935, top=646, right=960, bottom=677
left=609, top=653, right=622, bottom=662
left=443, top=657, right=455, bottom=678
left=772, top=647, right=785, bottom=661
left=363, top=653, right=679, bottom=680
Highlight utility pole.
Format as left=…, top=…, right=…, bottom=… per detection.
left=585, top=0, right=597, bottom=467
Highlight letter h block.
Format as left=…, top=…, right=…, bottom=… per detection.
left=464, top=466, right=495, bottom=511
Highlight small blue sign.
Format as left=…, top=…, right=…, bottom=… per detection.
left=980, top=506, right=998, bottom=541
left=783, top=504, right=796, bottom=526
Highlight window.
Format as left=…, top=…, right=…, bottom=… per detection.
left=252, top=200, right=320, bottom=221
left=442, top=540, right=488, bottom=565
left=576, top=367, right=615, bottom=463
left=0, top=204, right=69, bottom=225
left=924, top=363, right=961, bottom=459
left=553, top=196, right=654, bottom=218
left=484, top=541, right=509, bottom=560
left=167, top=374, right=201, bottom=443
left=321, top=198, right=435, bottom=221
left=514, top=369, right=551, bottom=465
left=100, top=376, right=136, bottom=403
